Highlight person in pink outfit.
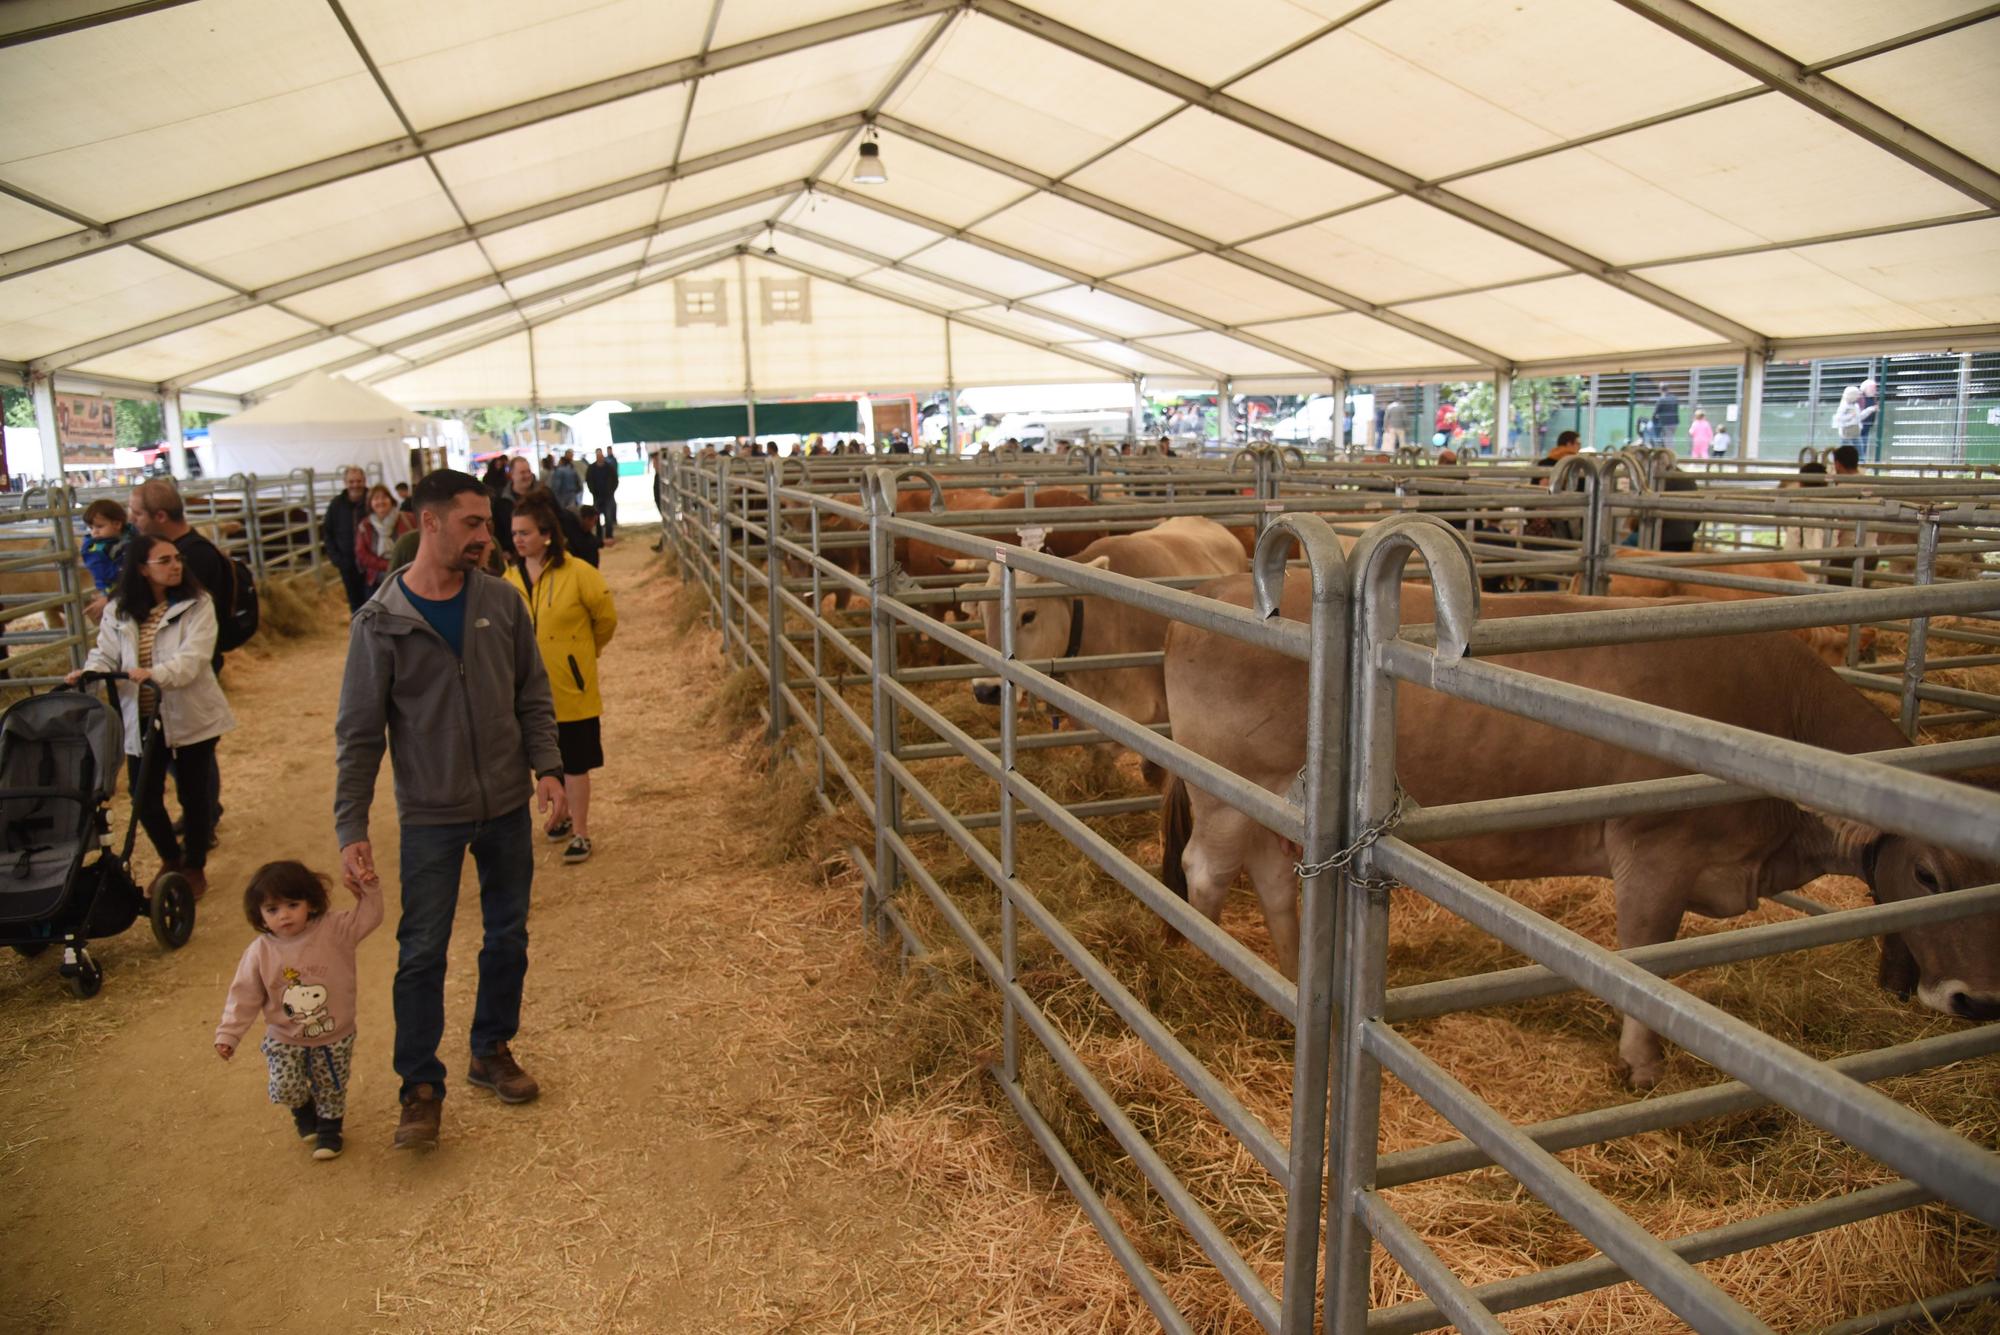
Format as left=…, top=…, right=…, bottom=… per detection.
left=1687, top=409, right=1714, bottom=459
left=215, top=861, right=383, bottom=1161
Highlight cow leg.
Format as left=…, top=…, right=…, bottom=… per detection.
left=1610, top=866, right=1686, bottom=1089
left=1179, top=791, right=1252, bottom=945
left=1244, top=827, right=1303, bottom=982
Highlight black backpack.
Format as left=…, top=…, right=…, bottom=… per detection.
left=214, top=550, right=260, bottom=652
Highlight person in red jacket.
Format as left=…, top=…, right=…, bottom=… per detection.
left=354, top=484, right=417, bottom=593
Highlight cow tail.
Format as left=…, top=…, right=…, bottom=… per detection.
left=1159, top=774, right=1192, bottom=902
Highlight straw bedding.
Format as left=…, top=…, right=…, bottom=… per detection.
left=730, top=579, right=2000, bottom=1332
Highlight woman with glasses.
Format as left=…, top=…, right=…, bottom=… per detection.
left=67, top=535, right=236, bottom=899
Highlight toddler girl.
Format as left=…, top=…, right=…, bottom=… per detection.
left=214, top=861, right=382, bottom=1160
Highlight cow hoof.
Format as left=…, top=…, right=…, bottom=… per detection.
left=1622, top=1060, right=1664, bottom=1091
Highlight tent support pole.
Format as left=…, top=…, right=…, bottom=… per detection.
left=943, top=318, right=956, bottom=456
left=1494, top=370, right=1512, bottom=457
left=1329, top=373, right=1347, bottom=451
left=164, top=391, right=187, bottom=479
left=1132, top=376, right=1145, bottom=445
left=1217, top=378, right=1233, bottom=447
left=1742, top=350, right=1766, bottom=460
left=29, top=375, right=61, bottom=484
left=738, top=253, right=757, bottom=443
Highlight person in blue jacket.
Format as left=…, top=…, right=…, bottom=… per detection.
left=80, top=498, right=135, bottom=615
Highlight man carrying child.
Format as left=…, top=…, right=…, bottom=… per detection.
left=79, top=498, right=135, bottom=620
left=333, top=469, right=565, bottom=1151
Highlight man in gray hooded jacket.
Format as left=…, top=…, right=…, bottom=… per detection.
left=334, top=468, right=566, bottom=1151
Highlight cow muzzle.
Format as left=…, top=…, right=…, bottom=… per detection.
left=971, top=680, right=1002, bottom=707
left=1918, top=978, right=2000, bottom=1021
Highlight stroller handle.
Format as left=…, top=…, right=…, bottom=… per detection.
left=65, top=670, right=128, bottom=688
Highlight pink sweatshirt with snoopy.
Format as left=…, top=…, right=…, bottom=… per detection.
left=215, top=881, right=383, bottom=1049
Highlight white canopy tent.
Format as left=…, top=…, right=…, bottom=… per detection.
left=0, top=0, right=1995, bottom=463
left=204, top=369, right=437, bottom=485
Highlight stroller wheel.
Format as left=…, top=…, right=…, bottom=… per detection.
left=68, top=957, right=103, bottom=1000
left=150, top=873, right=196, bottom=949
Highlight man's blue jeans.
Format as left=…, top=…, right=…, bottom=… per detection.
left=392, top=804, right=533, bottom=1101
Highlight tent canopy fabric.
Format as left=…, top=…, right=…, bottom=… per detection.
left=2, top=0, right=1996, bottom=410
left=205, top=369, right=434, bottom=482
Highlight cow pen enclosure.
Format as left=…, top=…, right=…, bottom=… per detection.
left=659, top=444, right=2000, bottom=1333
left=0, top=468, right=370, bottom=690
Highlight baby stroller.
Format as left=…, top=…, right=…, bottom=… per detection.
left=0, top=672, right=195, bottom=998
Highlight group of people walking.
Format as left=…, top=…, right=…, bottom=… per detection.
left=63, top=457, right=623, bottom=1159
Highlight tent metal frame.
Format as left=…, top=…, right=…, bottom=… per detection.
left=2, top=0, right=1994, bottom=403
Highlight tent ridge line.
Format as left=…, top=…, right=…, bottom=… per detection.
left=871, top=115, right=1506, bottom=368
left=968, top=0, right=1770, bottom=353
left=0, top=0, right=953, bottom=280
left=769, top=221, right=1228, bottom=379
left=811, top=180, right=1346, bottom=377
left=236, top=222, right=774, bottom=398
left=24, top=153, right=814, bottom=377
left=754, top=251, right=1143, bottom=382
left=360, top=246, right=745, bottom=388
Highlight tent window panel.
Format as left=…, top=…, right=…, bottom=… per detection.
left=676, top=279, right=728, bottom=328
left=760, top=277, right=811, bottom=326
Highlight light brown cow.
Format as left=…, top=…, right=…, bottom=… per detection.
left=1578, top=549, right=1875, bottom=665
left=791, top=486, right=1105, bottom=614
left=965, top=516, right=1249, bottom=733
left=1161, top=574, right=2000, bottom=1086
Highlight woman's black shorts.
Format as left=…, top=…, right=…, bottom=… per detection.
left=557, top=716, right=602, bottom=774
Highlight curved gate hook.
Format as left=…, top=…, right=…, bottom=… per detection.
left=1252, top=513, right=1351, bottom=621
left=863, top=465, right=944, bottom=516
left=1347, top=513, right=1482, bottom=666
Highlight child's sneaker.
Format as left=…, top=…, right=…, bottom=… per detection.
left=544, top=817, right=572, bottom=843
left=563, top=836, right=592, bottom=865
left=313, top=1117, right=344, bottom=1161
left=291, top=1102, right=318, bottom=1142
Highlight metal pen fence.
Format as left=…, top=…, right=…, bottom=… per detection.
left=659, top=445, right=2000, bottom=1332
left=0, top=486, right=92, bottom=689
left=0, top=467, right=363, bottom=691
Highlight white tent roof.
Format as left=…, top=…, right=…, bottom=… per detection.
left=2, top=0, right=1997, bottom=410
left=206, top=369, right=434, bottom=439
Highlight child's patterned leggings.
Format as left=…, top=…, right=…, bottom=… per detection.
left=263, top=1033, right=355, bottom=1118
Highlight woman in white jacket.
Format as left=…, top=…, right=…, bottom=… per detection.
left=68, top=534, right=235, bottom=898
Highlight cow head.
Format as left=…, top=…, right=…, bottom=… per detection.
left=966, top=558, right=1102, bottom=708
left=1832, top=820, right=2000, bottom=1020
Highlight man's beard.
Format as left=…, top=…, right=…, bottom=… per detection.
left=444, top=542, right=487, bottom=573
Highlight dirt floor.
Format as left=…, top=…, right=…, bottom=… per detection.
left=0, top=537, right=1104, bottom=1334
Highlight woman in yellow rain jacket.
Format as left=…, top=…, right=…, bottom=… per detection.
left=504, top=493, right=618, bottom=864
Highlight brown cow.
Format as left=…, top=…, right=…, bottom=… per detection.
left=964, top=516, right=1249, bottom=731
left=788, top=486, right=1105, bottom=615
left=1161, top=575, right=2000, bottom=1087
left=1578, top=549, right=1875, bottom=665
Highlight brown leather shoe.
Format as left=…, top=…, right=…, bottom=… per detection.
left=393, top=1084, right=442, bottom=1150
left=466, top=1043, right=540, bottom=1104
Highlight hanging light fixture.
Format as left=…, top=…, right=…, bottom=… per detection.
left=852, top=127, right=887, bottom=185
left=762, top=225, right=777, bottom=256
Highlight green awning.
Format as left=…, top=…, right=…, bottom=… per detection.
left=609, top=401, right=862, bottom=443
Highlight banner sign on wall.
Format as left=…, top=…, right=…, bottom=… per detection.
left=55, top=394, right=116, bottom=447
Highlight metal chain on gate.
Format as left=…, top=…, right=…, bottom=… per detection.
left=1294, top=782, right=1411, bottom=889
left=869, top=561, right=906, bottom=597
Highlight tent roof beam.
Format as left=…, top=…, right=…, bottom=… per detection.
left=1609, top=0, right=2000, bottom=211
left=0, top=0, right=953, bottom=280
left=758, top=251, right=1147, bottom=382
left=875, top=115, right=1507, bottom=369
left=811, top=181, right=1347, bottom=376
left=969, top=0, right=1768, bottom=352
left=769, top=221, right=1228, bottom=380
